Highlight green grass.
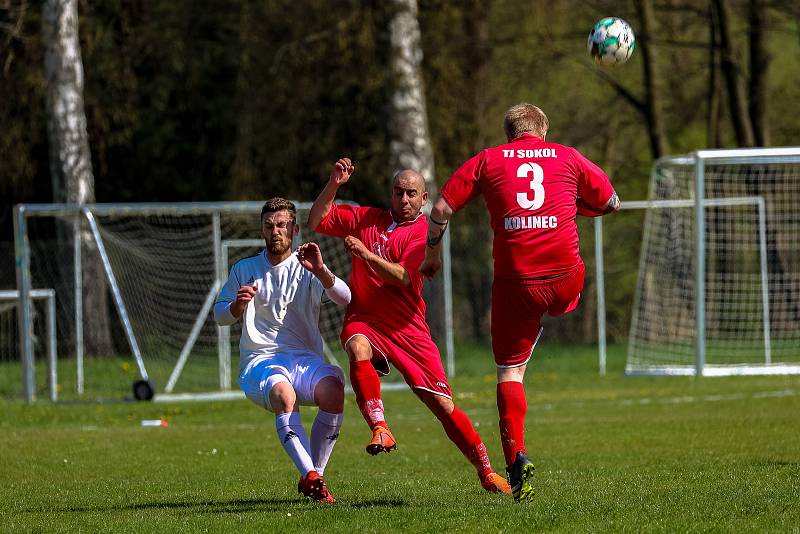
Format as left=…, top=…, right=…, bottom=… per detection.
left=2, top=342, right=799, bottom=532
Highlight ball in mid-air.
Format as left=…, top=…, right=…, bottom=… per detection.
left=587, top=17, right=635, bottom=66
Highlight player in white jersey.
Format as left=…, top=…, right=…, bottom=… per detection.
left=214, top=198, right=351, bottom=504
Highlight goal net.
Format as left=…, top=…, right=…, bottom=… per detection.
left=626, top=148, right=800, bottom=376
left=10, top=201, right=442, bottom=401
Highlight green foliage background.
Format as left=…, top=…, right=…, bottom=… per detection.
left=2, top=0, right=799, bottom=342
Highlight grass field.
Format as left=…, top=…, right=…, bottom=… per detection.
left=2, top=341, right=799, bottom=532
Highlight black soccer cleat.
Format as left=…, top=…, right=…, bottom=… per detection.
left=507, top=451, right=536, bottom=503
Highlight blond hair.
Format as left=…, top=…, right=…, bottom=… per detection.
left=503, top=103, right=549, bottom=140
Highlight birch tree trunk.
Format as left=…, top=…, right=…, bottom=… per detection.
left=386, top=0, right=442, bottom=338
left=387, top=0, right=435, bottom=190
left=43, top=0, right=113, bottom=356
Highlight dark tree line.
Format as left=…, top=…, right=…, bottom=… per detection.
left=2, top=0, right=799, bottom=346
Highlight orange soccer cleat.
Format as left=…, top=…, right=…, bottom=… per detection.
left=365, top=425, right=397, bottom=455
left=481, top=471, right=512, bottom=494
left=298, top=471, right=336, bottom=503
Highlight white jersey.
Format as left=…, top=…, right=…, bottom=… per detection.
left=215, top=251, right=326, bottom=372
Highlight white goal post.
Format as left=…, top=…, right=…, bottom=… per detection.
left=594, top=147, right=800, bottom=376
left=13, top=201, right=454, bottom=402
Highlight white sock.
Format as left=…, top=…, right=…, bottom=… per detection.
left=275, top=411, right=315, bottom=476
left=310, top=410, right=343, bottom=475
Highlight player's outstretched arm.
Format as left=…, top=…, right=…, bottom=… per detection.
left=307, top=157, right=354, bottom=231
left=297, top=242, right=351, bottom=305
left=419, top=197, right=454, bottom=278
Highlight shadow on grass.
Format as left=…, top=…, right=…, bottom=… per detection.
left=33, top=497, right=409, bottom=514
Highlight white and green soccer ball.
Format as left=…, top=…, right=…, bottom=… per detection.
left=587, top=17, right=635, bottom=66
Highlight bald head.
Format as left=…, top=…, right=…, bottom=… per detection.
left=392, top=169, right=426, bottom=191
left=390, top=169, right=428, bottom=222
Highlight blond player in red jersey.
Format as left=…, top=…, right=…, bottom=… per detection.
left=420, top=103, right=620, bottom=502
left=308, top=159, right=511, bottom=495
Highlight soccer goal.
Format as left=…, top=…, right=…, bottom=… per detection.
left=12, top=202, right=454, bottom=402
left=619, top=148, right=800, bottom=376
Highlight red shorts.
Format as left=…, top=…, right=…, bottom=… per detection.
left=340, top=319, right=452, bottom=398
left=491, top=263, right=585, bottom=367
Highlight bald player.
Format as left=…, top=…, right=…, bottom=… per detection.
left=308, top=158, right=510, bottom=495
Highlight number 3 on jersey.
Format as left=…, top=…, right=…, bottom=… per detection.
left=516, top=162, right=545, bottom=210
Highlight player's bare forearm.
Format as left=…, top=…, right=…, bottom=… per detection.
left=426, top=198, right=453, bottom=251
left=307, top=181, right=339, bottom=231
left=605, top=191, right=621, bottom=212
left=297, top=242, right=335, bottom=288
left=229, top=300, right=247, bottom=318
left=344, top=235, right=409, bottom=287
left=420, top=198, right=453, bottom=278
left=308, top=158, right=354, bottom=230
left=364, top=252, right=410, bottom=287
left=313, top=267, right=335, bottom=288
left=229, top=284, right=257, bottom=318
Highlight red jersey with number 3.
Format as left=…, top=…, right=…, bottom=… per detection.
left=316, top=203, right=430, bottom=334
left=441, top=133, right=614, bottom=279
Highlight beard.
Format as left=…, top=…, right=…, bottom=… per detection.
left=266, top=238, right=291, bottom=256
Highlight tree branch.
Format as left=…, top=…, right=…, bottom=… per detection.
left=582, top=62, right=646, bottom=114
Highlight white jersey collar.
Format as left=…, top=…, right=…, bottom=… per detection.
left=387, top=210, right=423, bottom=232
left=264, top=250, right=296, bottom=269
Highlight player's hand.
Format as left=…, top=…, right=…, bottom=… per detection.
left=297, top=242, right=325, bottom=273
left=419, top=257, right=442, bottom=279
left=329, top=157, right=354, bottom=186
left=230, top=284, right=258, bottom=317
left=235, top=284, right=258, bottom=305
left=344, top=235, right=370, bottom=260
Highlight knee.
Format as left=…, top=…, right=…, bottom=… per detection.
left=268, top=382, right=296, bottom=413
left=497, top=364, right=526, bottom=384
left=315, top=376, right=345, bottom=413
left=417, top=390, right=454, bottom=417
left=346, top=336, right=373, bottom=362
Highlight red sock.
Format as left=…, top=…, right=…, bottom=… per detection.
left=350, top=359, right=386, bottom=429
left=497, top=381, right=527, bottom=468
left=437, top=406, right=492, bottom=478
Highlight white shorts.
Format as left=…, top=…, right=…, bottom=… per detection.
left=238, top=352, right=344, bottom=412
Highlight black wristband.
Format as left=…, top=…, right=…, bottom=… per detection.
left=427, top=233, right=445, bottom=248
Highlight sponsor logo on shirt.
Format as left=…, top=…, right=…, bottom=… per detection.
left=371, top=234, right=392, bottom=261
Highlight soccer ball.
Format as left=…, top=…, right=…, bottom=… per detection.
left=587, top=17, right=635, bottom=66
